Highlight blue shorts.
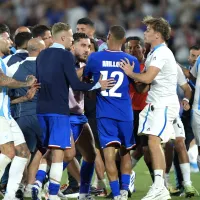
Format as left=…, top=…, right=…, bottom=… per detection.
left=16, top=115, right=42, bottom=153
left=70, top=114, right=87, bottom=142
left=37, top=114, right=71, bottom=149
left=97, top=118, right=135, bottom=149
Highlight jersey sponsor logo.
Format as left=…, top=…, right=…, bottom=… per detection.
left=102, top=61, right=120, bottom=67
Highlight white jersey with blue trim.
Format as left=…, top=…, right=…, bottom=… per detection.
left=0, top=58, right=11, bottom=120
left=190, top=56, right=200, bottom=110
left=145, top=43, right=179, bottom=106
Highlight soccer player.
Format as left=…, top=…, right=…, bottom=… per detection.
left=165, top=63, right=198, bottom=197
left=32, top=25, right=53, bottom=48
left=189, top=55, right=200, bottom=171
left=84, top=25, right=140, bottom=200
left=77, top=17, right=108, bottom=196
left=34, top=22, right=114, bottom=200
left=3, top=32, right=32, bottom=77
left=77, top=17, right=107, bottom=51
left=120, top=16, right=180, bottom=200
left=0, top=38, right=37, bottom=200
left=10, top=38, right=45, bottom=199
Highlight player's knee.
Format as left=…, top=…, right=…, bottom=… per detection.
left=64, top=149, right=76, bottom=162
left=2, top=144, right=15, bottom=159
left=175, top=138, right=186, bottom=152
left=15, top=143, right=30, bottom=158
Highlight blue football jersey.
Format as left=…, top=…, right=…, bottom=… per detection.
left=84, top=50, right=140, bottom=121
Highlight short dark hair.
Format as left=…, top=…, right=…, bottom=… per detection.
left=90, top=38, right=98, bottom=52
left=15, top=32, right=32, bottom=48
left=32, top=25, right=51, bottom=38
left=126, top=36, right=144, bottom=47
left=109, top=25, right=125, bottom=40
left=189, top=45, right=200, bottom=51
left=77, top=18, right=94, bottom=27
left=0, top=24, right=10, bottom=35
left=73, top=32, right=89, bottom=43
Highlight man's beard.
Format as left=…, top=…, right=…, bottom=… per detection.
left=76, top=54, right=88, bottom=63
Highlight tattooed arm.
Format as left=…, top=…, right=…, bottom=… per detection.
left=0, top=68, right=36, bottom=89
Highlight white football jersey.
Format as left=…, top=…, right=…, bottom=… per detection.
left=190, top=56, right=200, bottom=110
left=145, top=43, right=179, bottom=106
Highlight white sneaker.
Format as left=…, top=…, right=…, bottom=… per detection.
left=32, top=183, right=42, bottom=200
left=120, top=190, right=128, bottom=200
left=142, top=185, right=171, bottom=200
left=129, top=170, right=136, bottom=193
left=48, top=196, right=61, bottom=200
left=24, top=184, right=32, bottom=197
left=77, top=194, right=95, bottom=200
left=58, top=190, right=68, bottom=200
left=3, top=195, right=19, bottom=200
left=113, top=195, right=121, bottom=200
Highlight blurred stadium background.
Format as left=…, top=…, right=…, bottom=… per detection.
left=0, top=1, right=200, bottom=199
left=0, top=0, right=200, bottom=65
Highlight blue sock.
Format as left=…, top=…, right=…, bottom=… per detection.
left=63, top=162, right=69, bottom=171
left=80, top=160, right=95, bottom=194
left=121, top=174, right=130, bottom=191
left=110, top=180, right=120, bottom=197
left=35, top=170, right=47, bottom=184
left=49, top=181, right=60, bottom=195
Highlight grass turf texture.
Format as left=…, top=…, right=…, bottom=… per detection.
left=1, top=159, right=199, bottom=200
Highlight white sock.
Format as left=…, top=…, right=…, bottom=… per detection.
left=98, top=178, right=107, bottom=189
left=92, top=173, right=98, bottom=188
left=79, top=193, right=87, bottom=198
left=131, top=158, right=139, bottom=168
left=164, top=173, right=170, bottom=187
left=0, top=154, right=11, bottom=179
left=154, top=170, right=164, bottom=187
left=197, top=155, right=200, bottom=170
left=180, top=163, right=192, bottom=186
left=49, top=162, right=63, bottom=197
left=6, top=156, right=28, bottom=197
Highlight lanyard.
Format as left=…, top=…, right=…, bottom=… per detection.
left=150, top=43, right=165, bottom=55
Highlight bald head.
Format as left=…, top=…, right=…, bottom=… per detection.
left=0, top=38, right=10, bottom=57
left=27, top=38, right=45, bottom=57
left=15, top=26, right=31, bottom=37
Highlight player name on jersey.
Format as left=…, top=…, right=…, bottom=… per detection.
left=102, top=61, right=120, bottom=67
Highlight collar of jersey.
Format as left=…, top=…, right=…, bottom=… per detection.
left=105, top=49, right=123, bottom=52
left=25, top=57, right=36, bottom=61
left=50, top=43, right=65, bottom=49
left=15, top=49, right=28, bottom=54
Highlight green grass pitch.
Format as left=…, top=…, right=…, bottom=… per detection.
left=1, top=159, right=199, bottom=200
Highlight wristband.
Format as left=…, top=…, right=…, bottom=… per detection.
left=183, top=98, right=189, bottom=103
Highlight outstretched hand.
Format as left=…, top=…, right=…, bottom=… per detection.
left=119, top=58, right=135, bottom=76
left=98, top=74, right=116, bottom=91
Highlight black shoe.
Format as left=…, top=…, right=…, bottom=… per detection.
left=16, top=189, right=24, bottom=200
left=0, top=184, right=6, bottom=197
left=106, top=192, right=113, bottom=199
left=90, top=186, right=103, bottom=196
left=62, top=186, right=79, bottom=198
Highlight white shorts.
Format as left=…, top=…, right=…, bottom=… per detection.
left=0, top=116, right=26, bottom=146
left=173, top=117, right=185, bottom=138
left=191, top=109, right=200, bottom=146
left=138, top=104, right=179, bottom=143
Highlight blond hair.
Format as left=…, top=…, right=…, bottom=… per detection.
left=52, top=22, right=71, bottom=36
left=143, top=16, right=171, bottom=41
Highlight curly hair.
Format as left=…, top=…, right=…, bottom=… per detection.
left=143, top=16, right=171, bottom=41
